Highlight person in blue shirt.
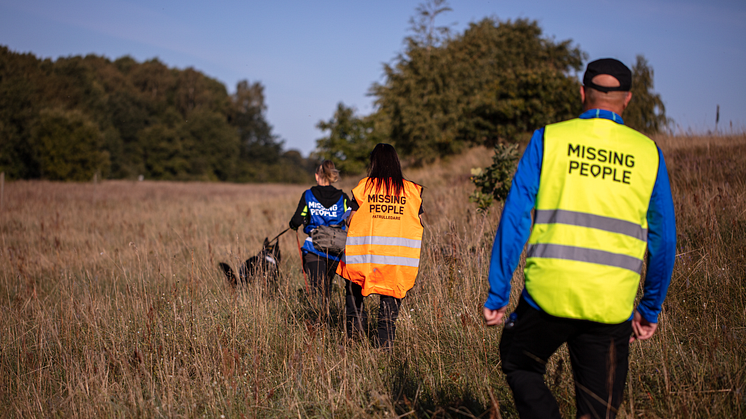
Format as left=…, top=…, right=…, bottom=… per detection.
left=483, top=58, right=676, bottom=419
left=289, top=160, right=352, bottom=308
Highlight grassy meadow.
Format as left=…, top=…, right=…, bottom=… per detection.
left=1, top=135, right=745, bottom=418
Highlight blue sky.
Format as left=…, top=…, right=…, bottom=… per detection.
left=1, top=0, right=744, bottom=155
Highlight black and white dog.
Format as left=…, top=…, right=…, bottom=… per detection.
left=219, top=237, right=281, bottom=290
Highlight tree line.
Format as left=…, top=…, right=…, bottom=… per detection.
left=1, top=1, right=669, bottom=182
left=315, top=1, right=669, bottom=173
left=0, top=46, right=315, bottom=182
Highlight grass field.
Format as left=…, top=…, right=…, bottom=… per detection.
left=1, top=135, right=745, bottom=418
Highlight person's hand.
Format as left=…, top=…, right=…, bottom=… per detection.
left=346, top=210, right=357, bottom=226
left=630, top=310, right=658, bottom=342
left=483, top=306, right=508, bottom=327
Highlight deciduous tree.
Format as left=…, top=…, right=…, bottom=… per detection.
left=0, top=47, right=314, bottom=183
left=371, top=16, right=584, bottom=164
left=624, top=55, right=670, bottom=134
left=315, top=103, right=382, bottom=175
left=31, top=108, right=109, bottom=181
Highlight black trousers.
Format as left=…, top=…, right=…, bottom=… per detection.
left=303, top=253, right=339, bottom=301
left=500, top=296, right=633, bottom=419
left=345, top=280, right=401, bottom=349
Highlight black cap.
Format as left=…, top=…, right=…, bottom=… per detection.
left=583, top=58, right=632, bottom=93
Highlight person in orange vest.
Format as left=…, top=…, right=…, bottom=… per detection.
left=289, top=160, right=351, bottom=305
left=337, top=143, right=424, bottom=349
left=483, top=58, right=676, bottom=418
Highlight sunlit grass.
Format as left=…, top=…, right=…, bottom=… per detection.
left=1, top=137, right=744, bottom=417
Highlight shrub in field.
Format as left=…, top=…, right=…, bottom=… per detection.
left=469, top=142, right=520, bottom=213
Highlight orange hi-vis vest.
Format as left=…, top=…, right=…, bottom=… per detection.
left=336, top=178, right=423, bottom=299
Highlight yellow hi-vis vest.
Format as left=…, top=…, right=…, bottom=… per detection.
left=336, top=178, right=423, bottom=299
left=525, top=117, right=660, bottom=323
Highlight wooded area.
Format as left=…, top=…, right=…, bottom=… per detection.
left=0, top=47, right=315, bottom=182
left=316, top=6, right=669, bottom=170
left=0, top=2, right=668, bottom=181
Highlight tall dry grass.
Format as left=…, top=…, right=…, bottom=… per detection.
left=1, top=135, right=745, bottom=418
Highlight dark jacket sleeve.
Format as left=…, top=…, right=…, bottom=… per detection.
left=341, top=192, right=350, bottom=211
left=419, top=187, right=424, bottom=215
left=289, top=193, right=308, bottom=230
left=348, top=191, right=360, bottom=211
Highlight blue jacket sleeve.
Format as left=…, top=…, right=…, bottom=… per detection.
left=637, top=148, right=677, bottom=323
left=484, top=130, right=543, bottom=310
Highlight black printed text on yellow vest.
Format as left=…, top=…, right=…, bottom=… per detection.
left=524, top=117, right=659, bottom=323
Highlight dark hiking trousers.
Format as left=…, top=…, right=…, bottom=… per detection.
left=303, top=253, right=339, bottom=301
left=499, top=296, right=633, bottom=419
left=345, top=279, right=402, bottom=349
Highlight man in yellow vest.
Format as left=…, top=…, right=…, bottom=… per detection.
left=483, top=58, right=676, bottom=418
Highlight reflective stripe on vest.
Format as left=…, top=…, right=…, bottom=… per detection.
left=342, top=254, right=421, bottom=268
left=524, top=117, right=659, bottom=323
left=534, top=209, right=648, bottom=242
left=526, top=243, right=643, bottom=273
left=345, top=235, right=422, bottom=249
left=336, top=178, right=423, bottom=299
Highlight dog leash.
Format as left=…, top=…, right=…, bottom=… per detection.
left=265, top=227, right=309, bottom=294
left=268, top=227, right=290, bottom=244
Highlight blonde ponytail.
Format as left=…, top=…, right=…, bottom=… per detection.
left=316, top=160, right=339, bottom=184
